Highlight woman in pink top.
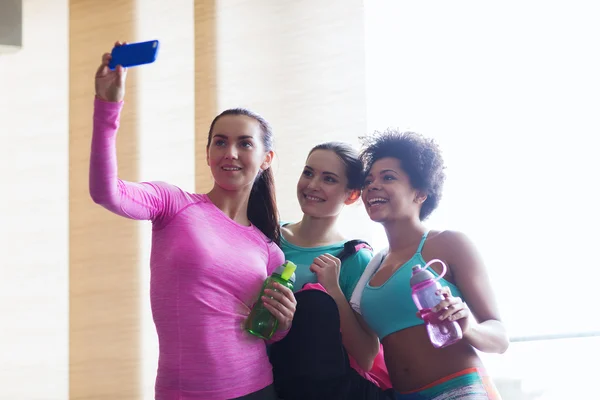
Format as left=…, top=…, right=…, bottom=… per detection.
left=89, top=42, right=297, bottom=400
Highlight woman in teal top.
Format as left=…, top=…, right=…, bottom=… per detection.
left=272, top=142, right=391, bottom=400
left=354, top=130, right=509, bottom=399
left=280, top=236, right=372, bottom=301
left=280, top=142, right=378, bottom=369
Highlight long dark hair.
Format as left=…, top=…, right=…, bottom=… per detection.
left=207, top=108, right=280, bottom=244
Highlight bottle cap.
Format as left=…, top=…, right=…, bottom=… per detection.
left=275, top=261, right=297, bottom=283
left=409, top=259, right=448, bottom=287
left=409, top=264, right=435, bottom=287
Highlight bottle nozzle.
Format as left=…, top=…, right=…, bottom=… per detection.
left=280, top=261, right=297, bottom=281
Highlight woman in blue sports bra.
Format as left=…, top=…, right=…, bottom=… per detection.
left=352, top=130, right=509, bottom=399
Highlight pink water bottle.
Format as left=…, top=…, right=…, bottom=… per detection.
left=410, top=259, right=462, bottom=348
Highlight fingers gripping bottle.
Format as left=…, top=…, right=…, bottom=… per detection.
left=410, top=259, right=463, bottom=348
left=245, top=261, right=297, bottom=340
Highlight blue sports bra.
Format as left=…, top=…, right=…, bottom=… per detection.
left=360, top=231, right=463, bottom=339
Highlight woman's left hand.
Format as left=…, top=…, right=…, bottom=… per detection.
left=431, top=286, right=476, bottom=335
left=262, top=282, right=297, bottom=332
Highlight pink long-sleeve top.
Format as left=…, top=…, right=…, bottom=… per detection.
left=89, top=97, right=286, bottom=400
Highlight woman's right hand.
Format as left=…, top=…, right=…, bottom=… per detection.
left=95, top=41, right=128, bottom=102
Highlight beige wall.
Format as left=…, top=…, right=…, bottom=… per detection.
left=212, top=0, right=369, bottom=233
left=0, top=0, right=69, bottom=399
left=205, top=0, right=373, bottom=240
left=135, top=1, right=197, bottom=397
left=0, top=1, right=367, bottom=398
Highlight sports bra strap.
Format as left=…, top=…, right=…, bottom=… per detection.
left=415, top=230, right=430, bottom=254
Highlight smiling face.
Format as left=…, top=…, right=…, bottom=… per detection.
left=206, top=114, right=273, bottom=192
left=296, top=149, right=358, bottom=218
left=362, top=157, right=426, bottom=223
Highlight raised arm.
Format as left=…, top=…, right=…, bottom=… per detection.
left=89, top=43, right=163, bottom=221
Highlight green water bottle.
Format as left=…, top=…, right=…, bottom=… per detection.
left=245, top=261, right=297, bottom=340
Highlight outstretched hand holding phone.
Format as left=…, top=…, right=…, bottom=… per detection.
left=95, top=41, right=128, bottom=103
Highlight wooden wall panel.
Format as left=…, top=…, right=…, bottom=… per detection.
left=69, top=1, right=140, bottom=399
left=194, top=0, right=218, bottom=193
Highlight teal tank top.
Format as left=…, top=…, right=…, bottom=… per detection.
left=280, top=233, right=373, bottom=301
left=360, top=231, right=463, bottom=339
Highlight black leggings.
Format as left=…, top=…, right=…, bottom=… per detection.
left=269, top=289, right=393, bottom=400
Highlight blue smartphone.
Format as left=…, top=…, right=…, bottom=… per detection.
left=108, top=40, right=160, bottom=70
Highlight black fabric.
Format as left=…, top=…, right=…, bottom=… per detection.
left=230, top=384, right=278, bottom=400
left=336, top=239, right=371, bottom=263
left=269, top=290, right=393, bottom=400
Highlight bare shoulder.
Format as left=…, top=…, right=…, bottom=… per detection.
left=423, top=230, right=484, bottom=279
left=427, top=230, right=476, bottom=253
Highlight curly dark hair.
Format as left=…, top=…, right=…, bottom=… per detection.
left=360, top=129, right=446, bottom=221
